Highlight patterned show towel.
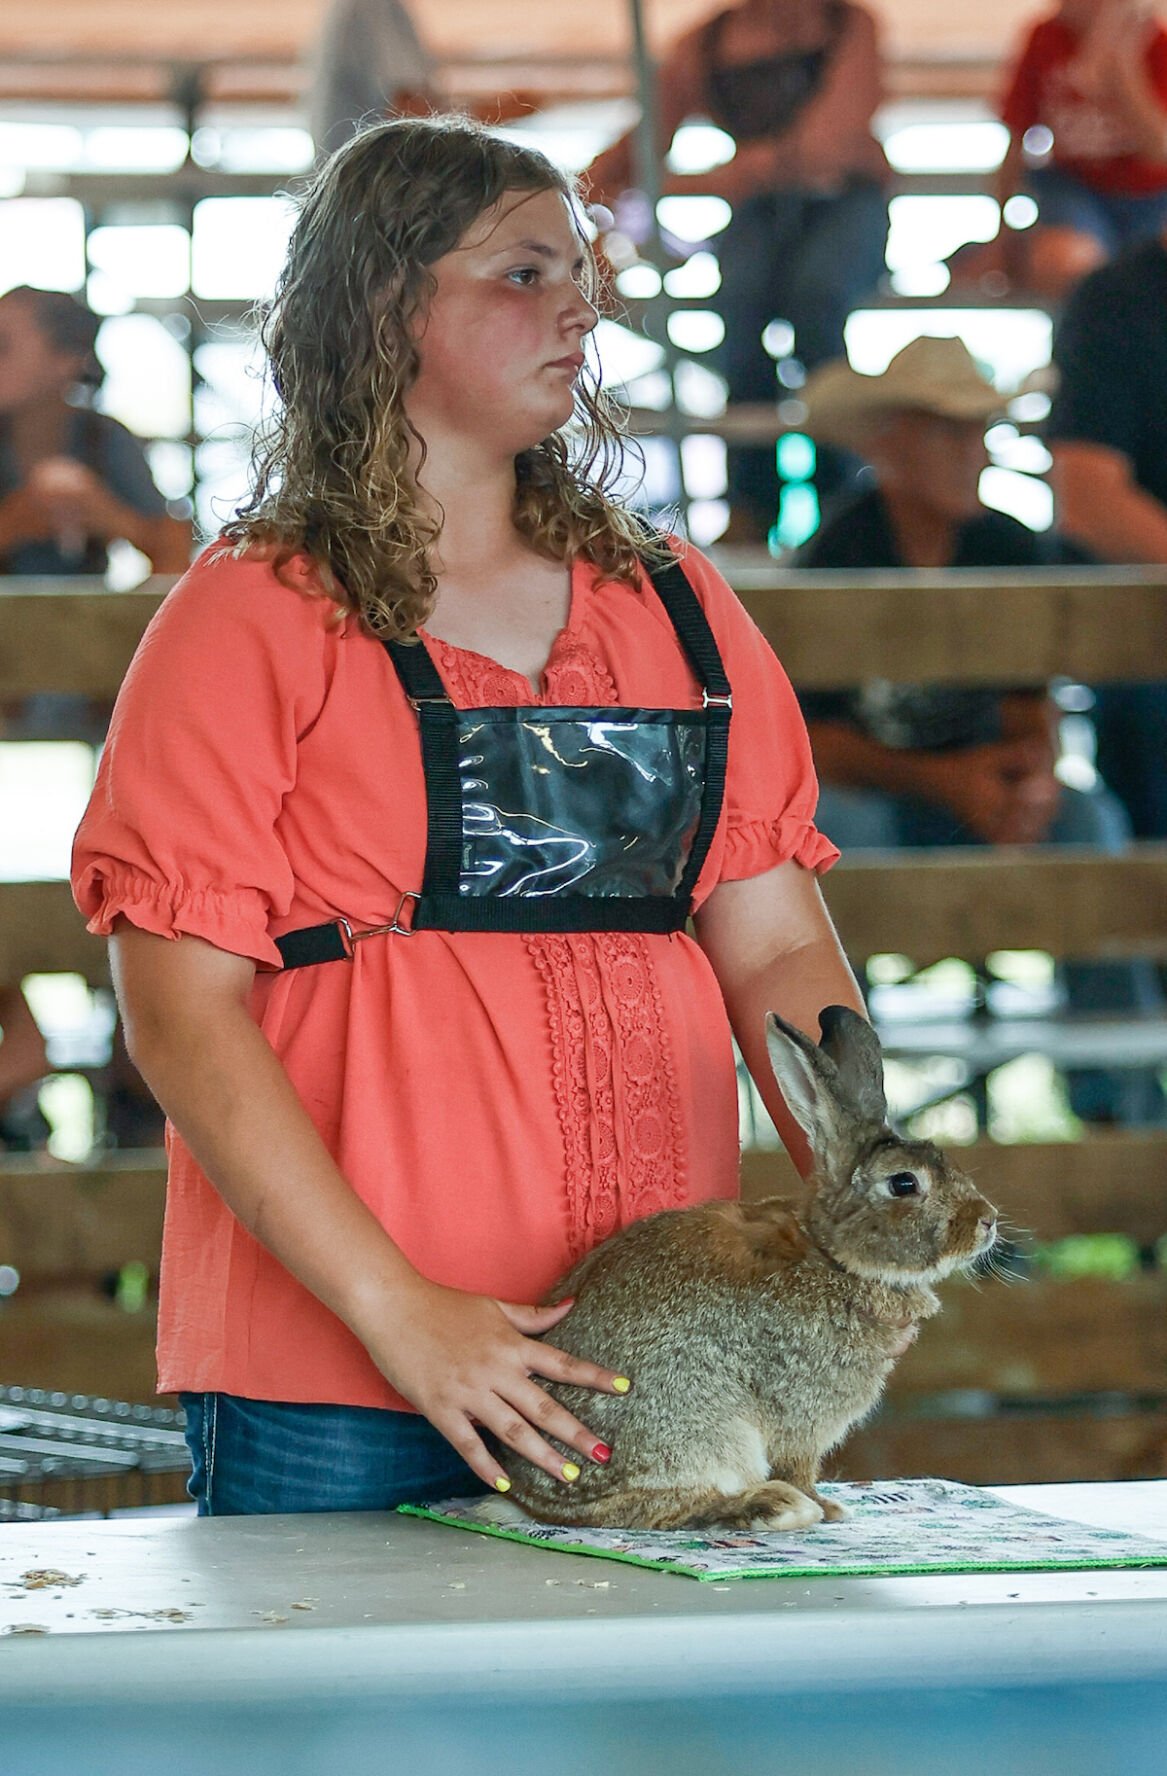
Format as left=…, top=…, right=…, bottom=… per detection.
left=397, top=1478, right=1167, bottom=1581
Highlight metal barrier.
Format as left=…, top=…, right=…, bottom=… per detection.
left=0, top=1386, right=189, bottom=1518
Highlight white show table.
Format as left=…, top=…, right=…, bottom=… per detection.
left=2, top=1482, right=1166, bottom=1776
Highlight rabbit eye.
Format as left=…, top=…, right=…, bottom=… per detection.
left=887, top=1172, right=921, bottom=1198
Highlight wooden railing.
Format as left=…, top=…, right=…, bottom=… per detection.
left=5, top=564, right=1167, bottom=696
left=4, top=564, right=1166, bottom=1484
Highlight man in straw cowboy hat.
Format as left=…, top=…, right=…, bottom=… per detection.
left=790, top=333, right=1165, bottom=1124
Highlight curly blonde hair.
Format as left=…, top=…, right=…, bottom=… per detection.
left=222, top=114, right=660, bottom=638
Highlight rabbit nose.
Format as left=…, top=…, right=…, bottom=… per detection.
left=979, top=1215, right=998, bottom=1238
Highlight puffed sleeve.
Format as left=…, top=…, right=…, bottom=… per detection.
left=71, top=546, right=333, bottom=968
left=673, top=542, right=840, bottom=894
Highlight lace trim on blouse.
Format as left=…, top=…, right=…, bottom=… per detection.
left=527, top=934, right=688, bottom=1265
left=428, top=630, right=689, bottom=1260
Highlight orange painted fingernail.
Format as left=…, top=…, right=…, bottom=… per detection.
left=494, top=1476, right=511, bottom=1493
left=562, top=1462, right=581, bottom=1481
left=612, top=1376, right=631, bottom=1394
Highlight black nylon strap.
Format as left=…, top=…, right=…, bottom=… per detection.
left=275, top=893, right=687, bottom=955
left=677, top=704, right=730, bottom=905
left=640, top=534, right=733, bottom=904
left=641, top=545, right=732, bottom=701
left=380, top=638, right=463, bottom=899
left=381, top=634, right=446, bottom=702
left=412, top=893, right=687, bottom=934
left=275, top=922, right=350, bottom=968
left=379, top=538, right=729, bottom=706
left=413, top=702, right=463, bottom=898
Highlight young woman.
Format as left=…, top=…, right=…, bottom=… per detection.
left=71, top=117, right=860, bottom=1517
left=0, top=285, right=189, bottom=577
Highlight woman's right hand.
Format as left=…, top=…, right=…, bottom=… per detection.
left=359, top=1277, right=628, bottom=1493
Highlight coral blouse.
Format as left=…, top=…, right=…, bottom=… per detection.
left=71, top=541, right=837, bottom=1409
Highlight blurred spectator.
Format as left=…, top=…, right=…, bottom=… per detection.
left=962, top=0, right=1167, bottom=302
left=94, top=1021, right=165, bottom=1151
left=309, top=0, right=437, bottom=157
left=0, top=285, right=175, bottom=1146
left=308, top=0, right=539, bottom=159
left=0, top=286, right=190, bottom=579
left=1047, top=230, right=1167, bottom=839
left=793, top=334, right=1164, bottom=1125
left=1, top=283, right=187, bottom=742
left=0, top=985, right=50, bottom=1152
left=0, top=980, right=164, bottom=1153
left=586, top=0, right=889, bottom=541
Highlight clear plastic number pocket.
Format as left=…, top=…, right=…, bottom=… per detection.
left=456, top=708, right=709, bottom=899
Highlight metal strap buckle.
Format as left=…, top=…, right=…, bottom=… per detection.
left=702, top=689, right=732, bottom=709
left=408, top=694, right=454, bottom=709
left=335, top=892, right=420, bottom=955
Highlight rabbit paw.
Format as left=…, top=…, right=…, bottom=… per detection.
left=714, top=1481, right=825, bottom=1533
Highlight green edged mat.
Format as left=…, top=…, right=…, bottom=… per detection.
left=398, top=1477, right=1167, bottom=1581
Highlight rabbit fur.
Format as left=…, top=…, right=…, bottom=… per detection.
left=500, top=1005, right=998, bottom=1532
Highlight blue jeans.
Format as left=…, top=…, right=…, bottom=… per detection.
left=814, top=780, right=1166, bottom=1125
left=1027, top=164, right=1167, bottom=256
left=179, top=1391, right=487, bottom=1516
left=713, top=180, right=889, bottom=527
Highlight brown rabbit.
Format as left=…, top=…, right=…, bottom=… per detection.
left=501, top=1005, right=997, bottom=1531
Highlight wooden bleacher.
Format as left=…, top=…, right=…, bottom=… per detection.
left=0, top=1155, right=167, bottom=1405
left=2, top=564, right=1166, bottom=1483
left=6, top=562, right=1167, bottom=692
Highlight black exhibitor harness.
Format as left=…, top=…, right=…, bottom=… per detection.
left=275, top=543, right=732, bottom=967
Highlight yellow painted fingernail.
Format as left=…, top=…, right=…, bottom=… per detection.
left=562, top=1462, right=581, bottom=1482
left=612, top=1376, right=631, bottom=1394
left=493, top=1476, right=511, bottom=1493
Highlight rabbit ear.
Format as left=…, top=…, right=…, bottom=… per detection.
left=765, top=1007, right=888, bottom=1163
left=816, top=1004, right=888, bottom=1128
left=765, top=1010, right=849, bottom=1158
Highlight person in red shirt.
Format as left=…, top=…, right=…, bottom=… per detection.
left=961, top=1, right=1167, bottom=301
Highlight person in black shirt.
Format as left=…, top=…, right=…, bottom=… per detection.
left=796, top=337, right=1099, bottom=846
left=793, top=334, right=1164, bottom=1124
left=1048, top=234, right=1167, bottom=840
